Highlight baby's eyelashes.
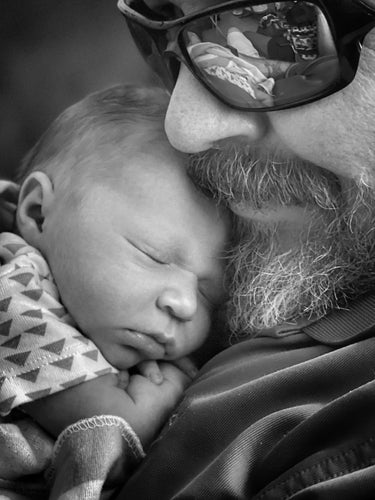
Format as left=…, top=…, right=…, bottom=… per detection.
left=127, top=237, right=170, bottom=265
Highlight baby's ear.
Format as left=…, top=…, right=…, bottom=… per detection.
left=17, top=171, right=54, bottom=247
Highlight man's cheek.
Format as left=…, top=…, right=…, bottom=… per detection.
left=360, top=28, right=375, bottom=73
left=349, top=29, right=375, bottom=112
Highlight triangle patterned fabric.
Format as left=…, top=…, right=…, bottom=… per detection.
left=0, top=232, right=118, bottom=416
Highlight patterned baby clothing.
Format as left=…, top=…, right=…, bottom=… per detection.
left=0, top=232, right=118, bottom=415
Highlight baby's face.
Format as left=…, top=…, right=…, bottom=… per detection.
left=41, top=141, right=229, bottom=369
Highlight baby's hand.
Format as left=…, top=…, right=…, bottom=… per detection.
left=136, top=357, right=198, bottom=385
left=123, top=362, right=191, bottom=446
left=21, top=361, right=193, bottom=447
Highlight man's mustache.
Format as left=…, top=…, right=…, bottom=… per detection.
left=188, top=145, right=375, bottom=337
left=188, top=145, right=341, bottom=211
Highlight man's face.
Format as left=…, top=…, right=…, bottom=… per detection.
left=41, top=138, right=229, bottom=367
left=131, top=1, right=375, bottom=333
left=162, top=0, right=375, bottom=182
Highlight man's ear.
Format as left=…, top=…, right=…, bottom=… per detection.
left=17, top=171, right=54, bottom=247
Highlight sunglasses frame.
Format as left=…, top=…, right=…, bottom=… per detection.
left=118, top=0, right=375, bottom=111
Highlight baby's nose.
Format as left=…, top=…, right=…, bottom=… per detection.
left=157, top=273, right=198, bottom=321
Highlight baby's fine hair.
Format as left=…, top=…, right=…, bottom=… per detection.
left=16, top=84, right=170, bottom=188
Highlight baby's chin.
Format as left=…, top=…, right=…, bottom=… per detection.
left=83, top=327, right=173, bottom=369
left=76, top=325, right=145, bottom=369
left=102, top=344, right=146, bottom=370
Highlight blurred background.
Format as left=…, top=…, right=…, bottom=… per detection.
left=0, top=0, right=157, bottom=180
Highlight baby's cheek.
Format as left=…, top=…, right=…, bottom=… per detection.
left=186, top=310, right=212, bottom=354
left=90, top=334, right=116, bottom=359
left=76, top=324, right=116, bottom=362
left=99, top=341, right=143, bottom=371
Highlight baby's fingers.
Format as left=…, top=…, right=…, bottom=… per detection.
left=172, top=357, right=198, bottom=380
left=158, top=362, right=192, bottom=393
left=137, top=360, right=163, bottom=385
left=117, top=370, right=130, bottom=390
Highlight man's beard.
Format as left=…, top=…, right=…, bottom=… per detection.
left=188, top=146, right=375, bottom=337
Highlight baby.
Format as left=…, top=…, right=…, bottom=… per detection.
left=0, top=84, right=229, bottom=459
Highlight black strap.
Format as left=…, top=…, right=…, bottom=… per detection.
left=302, top=293, right=375, bottom=346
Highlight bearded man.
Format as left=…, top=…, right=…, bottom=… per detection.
left=114, top=1, right=375, bottom=498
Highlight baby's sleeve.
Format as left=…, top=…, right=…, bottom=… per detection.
left=46, top=415, right=145, bottom=499
left=0, top=232, right=118, bottom=416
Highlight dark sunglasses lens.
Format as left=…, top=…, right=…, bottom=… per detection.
left=126, top=19, right=177, bottom=89
left=181, top=1, right=344, bottom=109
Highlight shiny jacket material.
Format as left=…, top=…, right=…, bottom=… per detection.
left=117, top=298, right=375, bottom=499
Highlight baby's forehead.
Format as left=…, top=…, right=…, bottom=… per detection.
left=85, top=130, right=175, bottom=181
left=87, top=133, right=227, bottom=229
left=118, top=146, right=227, bottom=218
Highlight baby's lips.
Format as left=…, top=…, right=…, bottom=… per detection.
left=121, top=329, right=166, bottom=359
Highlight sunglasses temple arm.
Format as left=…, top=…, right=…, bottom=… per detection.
left=338, top=20, right=375, bottom=49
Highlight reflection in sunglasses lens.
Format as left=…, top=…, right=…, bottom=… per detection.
left=183, top=1, right=341, bottom=109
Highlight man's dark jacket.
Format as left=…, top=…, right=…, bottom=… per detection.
left=117, top=295, right=375, bottom=499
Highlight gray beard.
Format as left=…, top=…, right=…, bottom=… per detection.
left=188, top=146, right=375, bottom=337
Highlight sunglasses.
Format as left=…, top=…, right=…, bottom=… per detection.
left=118, top=0, right=375, bottom=111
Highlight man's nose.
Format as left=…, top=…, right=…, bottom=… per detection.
left=164, top=66, right=269, bottom=153
left=157, top=274, right=198, bottom=322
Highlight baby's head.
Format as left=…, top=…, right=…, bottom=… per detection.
left=16, top=84, right=229, bottom=370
